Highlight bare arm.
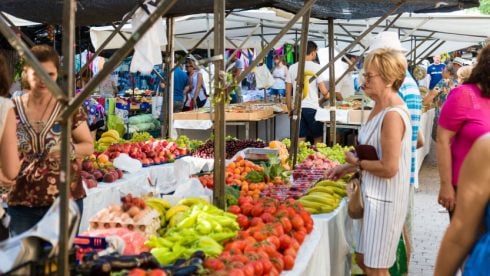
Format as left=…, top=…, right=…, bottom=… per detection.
left=72, top=121, right=94, bottom=158
left=422, top=88, right=440, bottom=105
left=437, top=126, right=457, bottom=211
left=354, top=111, right=405, bottom=178
left=193, top=73, right=204, bottom=102
left=0, top=109, right=20, bottom=181
left=318, top=81, right=330, bottom=99
left=435, top=135, right=490, bottom=275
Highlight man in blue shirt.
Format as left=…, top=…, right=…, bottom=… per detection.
left=427, top=54, right=445, bottom=90
left=173, top=63, right=188, bottom=112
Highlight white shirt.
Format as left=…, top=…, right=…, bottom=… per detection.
left=286, top=61, right=328, bottom=109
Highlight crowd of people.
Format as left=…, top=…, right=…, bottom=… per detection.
left=0, top=33, right=489, bottom=274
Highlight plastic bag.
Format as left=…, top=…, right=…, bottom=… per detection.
left=113, top=153, right=142, bottom=174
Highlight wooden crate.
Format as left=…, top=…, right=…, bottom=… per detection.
left=173, top=111, right=210, bottom=120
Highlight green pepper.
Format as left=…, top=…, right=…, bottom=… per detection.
left=151, top=248, right=181, bottom=265
left=208, top=231, right=238, bottom=242
left=177, top=213, right=198, bottom=229
left=196, top=217, right=213, bottom=235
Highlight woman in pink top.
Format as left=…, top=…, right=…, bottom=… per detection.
left=437, top=43, right=490, bottom=217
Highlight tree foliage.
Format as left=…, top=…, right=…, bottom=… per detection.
left=481, top=0, right=490, bottom=15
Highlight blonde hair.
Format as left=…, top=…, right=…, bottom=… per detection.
left=363, top=48, right=407, bottom=91
left=457, top=65, right=473, bottom=83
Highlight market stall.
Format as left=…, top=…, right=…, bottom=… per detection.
left=0, top=0, right=481, bottom=274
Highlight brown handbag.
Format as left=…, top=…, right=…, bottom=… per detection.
left=347, top=172, right=364, bottom=219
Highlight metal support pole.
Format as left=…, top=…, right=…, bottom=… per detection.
left=213, top=0, right=226, bottom=209
left=327, top=17, right=336, bottom=146
left=405, top=32, right=435, bottom=64
left=164, top=17, right=175, bottom=138
left=226, top=23, right=260, bottom=68
left=291, top=0, right=314, bottom=168
left=59, top=0, right=76, bottom=274
left=0, top=16, right=67, bottom=102
left=61, top=0, right=178, bottom=120
left=339, top=24, right=365, bottom=49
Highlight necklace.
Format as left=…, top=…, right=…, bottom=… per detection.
left=26, top=95, right=54, bottom=133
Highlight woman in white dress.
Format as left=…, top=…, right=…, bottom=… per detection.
left=0, top=53, right=20, bottom=184
left=327, top=48, right=412, bottom=275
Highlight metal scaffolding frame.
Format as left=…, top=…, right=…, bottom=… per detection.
left=0, top=0, right=465, bottom=273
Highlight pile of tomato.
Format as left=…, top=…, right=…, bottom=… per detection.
left=204, top=196, right=313, bottom=275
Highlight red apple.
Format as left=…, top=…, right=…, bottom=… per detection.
left=86, top=179, right=98, bottom=189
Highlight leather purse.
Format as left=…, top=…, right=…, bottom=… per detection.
left=347, top=172, right=364, bottom=219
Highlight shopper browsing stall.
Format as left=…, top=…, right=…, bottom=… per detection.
left=436, top=43, right=490, bottom=218
left=172, top=60, right=188, bottom=113
left=8, top=45, right=94, bottom=236
left=427, top=54, right=445, bottom=90
left=327, top=48, right=411, bottom=275
left=270, top=55, right=288, bottom=101
left=285, top=41, right=329, bottom=144
left=183, top=58, right=207, bottom=110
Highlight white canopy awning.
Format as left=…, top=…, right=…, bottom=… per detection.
left=89, top=9, right=489, bottom=58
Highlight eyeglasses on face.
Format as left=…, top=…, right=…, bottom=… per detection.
left=362, top=73, right=380, bottom=82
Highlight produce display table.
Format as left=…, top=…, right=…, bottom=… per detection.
left=416, top=108, right=435, bottom=172
left=174, top=113, right=276, bottom=140
left=283, top=199, right=351, bottom=276
left=80, top=157, right=214, bottom=232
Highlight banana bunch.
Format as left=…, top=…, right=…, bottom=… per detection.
left=302, top=71, right=318, bottom=100
left=144, top=197, right=172, bottom=228
left=177, top=197, right=209, bottom=207
left=97, top=130, right=121, bottom=149
left=298, top=179, right=347, bottom=214
left=166, top=205, right=190, bottom=228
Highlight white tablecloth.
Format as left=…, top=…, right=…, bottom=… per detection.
left=80, top=157, right=214, bottom=232
left=283, top=199, right=352, bottom=276
left=416, top=108, right=435, bottom=171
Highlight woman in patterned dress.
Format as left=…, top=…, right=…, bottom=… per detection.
left=327, top=48, right=412, bottom=275
left=7, top=45, right=93, bottom=236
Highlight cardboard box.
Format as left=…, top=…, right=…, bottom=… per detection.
left=347, top=110, right=371, bottom=124
left=173, top=108, right=273, bottom=121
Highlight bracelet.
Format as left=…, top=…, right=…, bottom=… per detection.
left=357, top=159, right=363, bottom=170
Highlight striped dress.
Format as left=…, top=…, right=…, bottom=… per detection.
left=356, top=105, right=412, bottom=268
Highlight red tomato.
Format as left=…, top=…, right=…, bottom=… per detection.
left=293, top=230, right=306, bottom=244
left=250, top=217, right=264, bottom=227
left=261, top=259, right=273, bottom=274
left=260, top=212, right=275, bottom=223
left=283, top=255, right=295, bottom=270
left=228, top=269, right=245, bottom=276
left=237, top=214, right=250, bottom=229
left=253, top=230, right=267, bottom=241
left=228, top=205, right=241, bottom=215
left=251, top=261, right=264, bottom=275
left=241, top=203, right=254, bottom=216
left=251, top=205, right=264, bottom=217
left=266, top=236, right=280, bottom=250
left=291, top=215, right=304, bottom=230
left=280, top=217, right=293, bottom=233
left=271, top=257, right=284, bottom=272
left=273, top=223, right=285, bottom=237
left=242, top=264, right=255, bottom=276
left=284, top=247, right=297, bottom=258
left=279, top=235, right=292, bottom=250
left=263, top=205, right=277, bottom=215
left=204, top=258, right=225, bottom=270
left=238, top=196, right=254, bottom=206
left=290, top=239, right=300, bottom=250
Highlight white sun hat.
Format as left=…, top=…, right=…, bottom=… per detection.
left=366, top=31, right=408, bottom=54
left=453, top=56, right=471, bottom=66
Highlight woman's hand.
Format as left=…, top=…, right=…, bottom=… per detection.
left=344, top=150, right=359, bottom=166
left=326, top=164, right=350, bottom=180
left=438, top=184, right=456, bottom=211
